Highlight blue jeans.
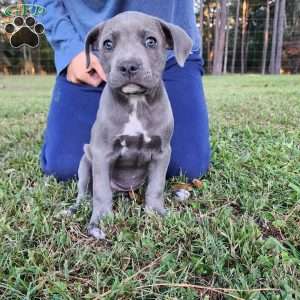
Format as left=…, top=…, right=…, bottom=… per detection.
left=41, top=53, right=210, bottom=181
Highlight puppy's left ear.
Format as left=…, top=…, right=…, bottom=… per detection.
left=85, top=22, right=105, bottom=68
left=157, top=19, right=193, bottom=67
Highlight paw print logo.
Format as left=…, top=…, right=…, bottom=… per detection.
left=4, top=16, right=44, bottom=48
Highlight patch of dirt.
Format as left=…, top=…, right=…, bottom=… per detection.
left=255, top=217, right=285, bottom=241
left=230, top=202, right=242, bottom=215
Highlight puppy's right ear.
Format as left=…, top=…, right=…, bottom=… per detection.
left=85, top=23, right=105, bottom=68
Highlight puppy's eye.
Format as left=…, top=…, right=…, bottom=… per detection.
left=103, top=39, right=113, bottom=50
left=145, top=37, right=157, bottom=48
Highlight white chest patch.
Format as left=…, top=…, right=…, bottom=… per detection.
left=122, top=95, right=151, bottom=142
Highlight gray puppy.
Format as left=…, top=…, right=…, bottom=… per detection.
left=66, top=11, right=192, bottom=239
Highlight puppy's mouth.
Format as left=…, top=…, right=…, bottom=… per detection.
left=120, top=84, right=146, bottom=95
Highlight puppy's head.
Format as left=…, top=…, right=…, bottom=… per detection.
left=85, top=11, right=192, bottom=94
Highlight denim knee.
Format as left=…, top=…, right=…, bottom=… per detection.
left=164, top=54, right=211, bottom=180
left=41, top=154, right=78, bottom=181
left=167, top=143, right=210, bottom=180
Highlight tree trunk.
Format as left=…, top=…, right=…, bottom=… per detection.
left=244, top=29, right=250, bottom=73
left=269, top=0, right=280, bottom=73
left=231, top=0, right=241, bottom=73
left=213, top=3, right=221, bottom=72
left=199, top=0, right=204, bottom=34
left=223, top=3, right=230, bottom=74
left=23, top=46, right=27, bottom=61
left=213, top=0, right=227, bottom=75
left=199, top=0, right=204, bottom=54
left=207, top=39, right=212, bottom=73
left=28, top=48, right=32, bottom=63
left=274, top=0, right=286, bottom=74
left=206, top=2, right=214, bottom=73
left=241, top=0, right=248, bottom=73
left=223, top=26, right=230, bottom=73
left=36, top=46, right=41, bottom=74
left=262, top=0, right=270, bottom=74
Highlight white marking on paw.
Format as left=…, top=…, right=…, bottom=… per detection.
left=88, top=227, right=106, bottom=240
left=174, top=189, right=191, bottom=202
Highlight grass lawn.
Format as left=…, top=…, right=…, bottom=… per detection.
left=0, top=75, right=299, bottom=299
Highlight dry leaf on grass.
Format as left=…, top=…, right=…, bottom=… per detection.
left=192, top=179, right=204, bottom=189
left=171, top=182, right=193, bottom=191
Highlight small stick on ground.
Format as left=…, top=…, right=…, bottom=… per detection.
left=137, top=283, right=280, bottom=300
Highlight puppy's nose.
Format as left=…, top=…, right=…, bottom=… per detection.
left=118, top=60, right=140, bottom=77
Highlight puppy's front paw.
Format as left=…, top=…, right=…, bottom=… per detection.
left=145, top=205, right=167, bottom=216
left=174, top=189, right=191, bottom=202
left=87, top=226, right=106, bottom=240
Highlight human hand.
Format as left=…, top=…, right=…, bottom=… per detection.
left=66, top=51, right=106, bottom=87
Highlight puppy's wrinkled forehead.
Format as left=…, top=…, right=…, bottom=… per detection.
left=102, top=13, right=162, bottom=43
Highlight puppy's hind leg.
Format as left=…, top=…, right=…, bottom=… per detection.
left=64, top=146, right=92, bottom=216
